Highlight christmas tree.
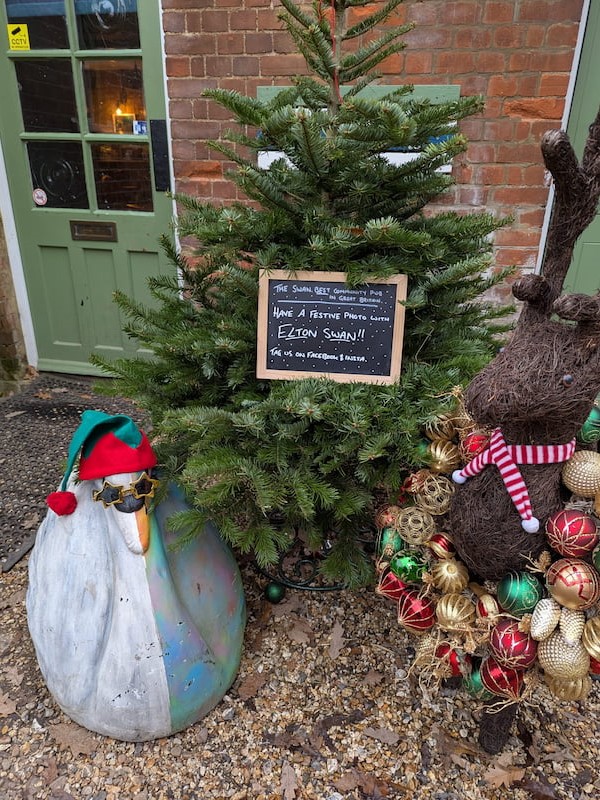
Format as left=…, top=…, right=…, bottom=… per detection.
left=93, top=0, right=513, bottom=586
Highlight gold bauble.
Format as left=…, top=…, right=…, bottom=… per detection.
left=430, top=559, right=470, bottom=594
left=414, top=632, right=438, bottom=662
left=395, top=506, right=436, bottom=546
left=414, top=473, right=455, bottom=516
left=475, top=593, right=501, bottom=624
left=428, top=440, right=462, bottom=474
left=582, top=616, right=600, bottom=660
left=562, top=450, right=600, bottom=514
left=559, top=607, right=586, bottom=645
left=530, top=598, right=561, bottom=641
left=448, top=388, right=478, bottom=441
left=435, top=593, right=476, bottom=632
left=545, top=674, right=592, bottom=702
left=424, top=413, right=456, bottom=442
left=537, top=631, right=590, bottom=680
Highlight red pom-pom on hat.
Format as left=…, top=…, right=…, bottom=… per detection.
left=46, top=491, right=78, bottom=516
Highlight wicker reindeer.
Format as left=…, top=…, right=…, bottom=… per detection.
left=448, top=107, right=600, bottom=753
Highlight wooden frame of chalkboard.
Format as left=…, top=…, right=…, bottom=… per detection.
left=257, top=270, right=408, bottom=384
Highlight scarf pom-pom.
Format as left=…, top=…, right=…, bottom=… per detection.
left=46, top=491, right=77, bottom=515
left=452, top=470, right=467, bottom=485
left=521, top=517, right=539, bottom=533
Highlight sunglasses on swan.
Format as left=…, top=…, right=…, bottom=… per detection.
left=92, top=472, right=159, bottom=507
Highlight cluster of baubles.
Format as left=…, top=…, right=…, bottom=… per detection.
left=375, top=395, right=600, bottom=707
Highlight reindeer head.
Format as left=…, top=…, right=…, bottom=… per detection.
left=464, top=111, right=600, bottom=444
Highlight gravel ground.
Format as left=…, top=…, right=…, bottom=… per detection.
left=2, top=556, right=600, bottom=800
left=2, top=376, right=600, bottom=799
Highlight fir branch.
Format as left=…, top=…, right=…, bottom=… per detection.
left=344, top=0, right=410, bottom=39
left=203, top=89, right=267, bottom=126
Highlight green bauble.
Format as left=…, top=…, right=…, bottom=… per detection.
left=265, top=582, right=286, bottom=604
left=378, top=527, right=405, bottom=557
left=592, top=544, right=600, bottom=573
left=578, top=405, right=600, bottom=444
left=463, top=666, right=494, bottom=700
left=497, top=571, right=544, bottom=616
left=389, top=552, right=427, bottom=583
left=417, top=439, right=431, bottom=458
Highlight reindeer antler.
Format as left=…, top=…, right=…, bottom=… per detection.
left=513, top=105, right=600, bottom=324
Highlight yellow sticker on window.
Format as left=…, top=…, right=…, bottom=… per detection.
left=7, top=23, right=30, bottom=51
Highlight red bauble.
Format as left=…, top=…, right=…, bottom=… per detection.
left=435, top=643, right=472, bottom=677
left=488, top=619, right=537, bottom=669
left=460, top=431, right=490, bottom=461
left=480, top=656, right=525, bottom=699
left=546, top=558, right=600, bottom=610
left=545, top=509, right=599, bottom=558
left=375, top=568, right=408, bottom=602
left=589, top=656, right=600, bottom=675
left=427, top=532, right=456, bottom=560
left=397, top=590, right=436, bottom=633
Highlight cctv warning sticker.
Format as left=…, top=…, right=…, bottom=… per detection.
left=7, top=23, right=30, bottom=50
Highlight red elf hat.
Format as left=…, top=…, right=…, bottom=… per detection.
left=46, top=410, right=157, bottom=516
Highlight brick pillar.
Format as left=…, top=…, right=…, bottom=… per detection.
left=0, top=214, right=28, bottom=395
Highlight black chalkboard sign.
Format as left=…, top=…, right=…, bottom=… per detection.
left=257, top=271, right=407, bottom=384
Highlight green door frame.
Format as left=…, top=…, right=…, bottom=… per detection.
left=0, top=0, right=175, bottom=375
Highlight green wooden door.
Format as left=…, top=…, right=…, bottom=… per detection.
left=564, top=1, right=600, bottom=295
left=0, top=0, right=173, bottom=375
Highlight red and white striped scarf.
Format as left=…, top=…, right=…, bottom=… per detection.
left=452, top=428, right=576, bottom=533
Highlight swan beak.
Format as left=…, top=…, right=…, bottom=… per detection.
left=135, top=506, right=150, bottom=554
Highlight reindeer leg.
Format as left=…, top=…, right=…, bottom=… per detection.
left=478, top=702, right=518, bottom=754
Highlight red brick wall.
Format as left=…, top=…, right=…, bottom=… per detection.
left=161, top=0, right=586, bottom=295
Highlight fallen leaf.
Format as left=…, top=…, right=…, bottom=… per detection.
left=0, top=692, right=17, bottom=717
left=484, top=759, right=525, bottom=789
left=33, top=391, right=53, bottom=400
left=313, top=710, right=365, bottom=752
left=280, top=760, right=298, bottom=800
left=237, top=671, right=269, bottom=701
left=42, top=757, right=59, bottom=784
left=286, top=615, right=313, bottom=645
left=4, top=665, right=24, bottom=687
left=4, top=410, right=26, bottom=419
left=432, top=726, right=483, bottom=758
left=363, top=726, right=400, bottom=745
left=515, top=777, right=560, bottom=799
left=363, top=669, right=385, bottom=686
left=328, top=621, right=345, bottom=660
left=264, top=723, right=324, bottom=758
left=49, top=722, right=97, bottom=756
left=335, top=768, right=388, bottom=798
left=0, top=588, right=26, bottom=610
left=270, top=595, right=303, bottom=618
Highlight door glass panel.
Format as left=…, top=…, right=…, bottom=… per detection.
left=83, top=58, right=145, bottom=134
left=27, top=140, right=89, bottom=208
left=91, top=142, right=153, bottom=212
left=5, top=1, right=69, bottom=49
left=75, top=0, right=139, bottom=50
left=15, top=59, right=78, bottom=132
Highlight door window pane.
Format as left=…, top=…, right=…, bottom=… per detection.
left=75, top=0, right=139, bottom=50
left=91, top=142, right=153, bottom=212
left=83, top=58, right=145, bottom=134
left=15, top=59, right=79, bottom=132
left=5, top=1, right=69, bottom=49
left=27, top=141, right=89, bottom=208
